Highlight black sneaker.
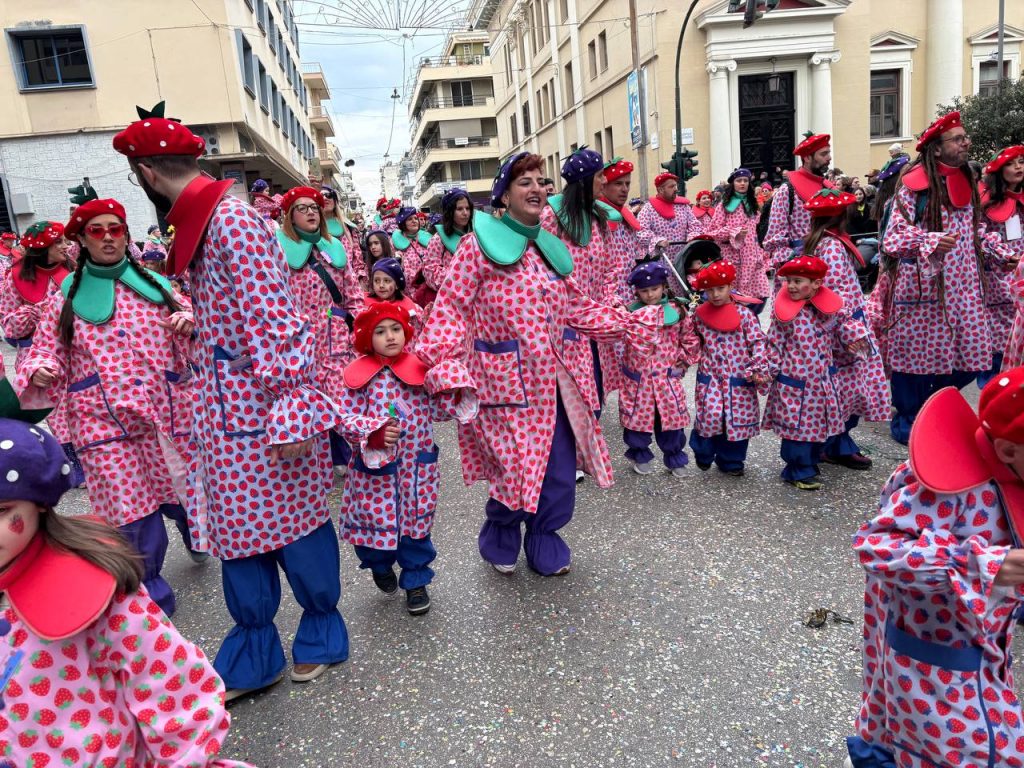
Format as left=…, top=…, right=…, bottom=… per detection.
left=696, top=462, right=711, bottom=471
left=372, top=568, right=398, bottom=594
left=406, top=586, right=431, bottom=615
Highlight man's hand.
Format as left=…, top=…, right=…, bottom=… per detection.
left=31, top=367, right=57, bottom=388
left=846, top=338, right=870, bottom=355
left=270, top=438, right=313, bottom=463
left=934, top=233, right=958, bottom=256
left=995, top=549, right=1024, bottom=586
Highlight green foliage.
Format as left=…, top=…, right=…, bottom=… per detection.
left=938, top=77, right=1024, bottom=162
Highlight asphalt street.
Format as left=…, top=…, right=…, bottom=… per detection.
left=43, top=359, right=1023, bottom=768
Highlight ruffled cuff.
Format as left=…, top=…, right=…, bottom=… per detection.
left=266, top=385, right=340, bottom=445
left=918, top=231, right=946, bottom=273
left=625, top=308, right=659, bottom=353
left=12, top=351, right=64, bottom=408
left=432, top=389, right=480, bottom=423
left=424, top=358, right=475, bottom=396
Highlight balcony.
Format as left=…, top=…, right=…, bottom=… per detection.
left=415, top=177, right=492, bottom=210
left=412, top=136, right=501, bottom=180
left=308, top=105, right=334, bottom=137
left=409, top=54, right=491, bottom=107
left=301, top=62, right=330, bottom=98
left=409, top=94, right=496, bottom=147
left=317, top=145, right=341, bottom=172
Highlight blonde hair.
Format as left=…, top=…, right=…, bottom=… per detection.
left=282, top=200, right=331, bottom=243
left=41, top=511, right=142, bottom=594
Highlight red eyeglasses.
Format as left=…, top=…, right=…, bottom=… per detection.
left=84, top=223, right=127, bottom=240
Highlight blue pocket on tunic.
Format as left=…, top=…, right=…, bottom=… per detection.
left=411, top=444, right=440, bottom=522
left=66, top=372, right=130, bottom=450
left=471, top=339, right=529, bottom=408
left=211, top=345, right=268, bottom=438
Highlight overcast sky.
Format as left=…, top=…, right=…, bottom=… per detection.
left=294, top=1, right=471, bottom=207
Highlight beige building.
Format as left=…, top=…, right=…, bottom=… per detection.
left=0, top=0, right=331, bottom=235
left=475, top=0, right=1023, bottom=197
left=408, top=31, right=501, bottom=210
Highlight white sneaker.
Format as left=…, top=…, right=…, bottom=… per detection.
left=843, top=758, right=853, bottom=768
left=334, top=465, right=349, bottom=478
left=670, top=466, right=687, bottom=478
left=492, top=562, right=516, bottom=574
left=632, top=461, right=657, bottom=475
left=575, top=469, right=585, bottom=483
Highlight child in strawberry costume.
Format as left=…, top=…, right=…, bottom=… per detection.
left=0, top=379, right=252, bottom=768
left=847, top=368, right=1024, bottom=768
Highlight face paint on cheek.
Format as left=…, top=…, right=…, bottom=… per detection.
left=8, top=514, right=24, bottom=535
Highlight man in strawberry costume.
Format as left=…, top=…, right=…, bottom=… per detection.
left=847, top=369, right=1024, bottom=768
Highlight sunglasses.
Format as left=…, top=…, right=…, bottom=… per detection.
left=84, top=223, right=127, bottom=240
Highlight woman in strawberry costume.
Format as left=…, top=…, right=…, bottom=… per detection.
left=0, top=379, right=253, bottom=768
left=705, top=168, right=769, bottom=314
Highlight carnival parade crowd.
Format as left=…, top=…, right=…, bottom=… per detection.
left=0, top=100, right=1023, bottom=768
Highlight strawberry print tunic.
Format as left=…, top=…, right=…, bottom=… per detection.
left=417, top=235, right=649, bottom=515
left=14, top=285, right=194, bottom=528
left=421, top=234, right=457, bottom=292
left=851, top=464, right=1024, bottom=768
left=816, top=236, right=892, bottom=423
left=185, top=199, right=339, bottom=559
left=980, top=213, right=1024, bottom=360
left=1004, top=259, right=1024, bottom=370
left=881, top=186, right=993, bottom=375
left=763, top=183, right=814, bottom=271
left=394, top=239, right=428, bottom=288
left=636, top=201, right=697, bottom=249
left=692, top=305, right=768, bottom=442
left=0, top=589, right=252, bottom=768
left=618, top=304, right=700, bottom=432
left=705, top=204, right=769, bottom=299
left=763, top=304, right=867, bottom=442
left=283, top=247, right=363, bottom=397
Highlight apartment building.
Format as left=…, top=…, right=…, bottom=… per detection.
left=474, top=0, right=1022, bottom=195
left=0, top=0, right=326, bottom=235
left=407, top=31, right=501, bottom=210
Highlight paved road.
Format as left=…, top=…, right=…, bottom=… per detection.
left=20, top=325, right=1015, bottom=768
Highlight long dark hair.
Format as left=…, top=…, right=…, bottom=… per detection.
left=904, top=149, right=981, bottom=244
left=18, top=247, right=58, bottom=282
left=41, top=510, right=142, bottom=594
left=723, top=181, right=759, bottom=216
left=364, top=232, right=393, bottom=270
left=871, top=173, right=901, bottom=221
left=802, top=213, right=846, bottom=256
left=982, top=167, right=1020, bottom=212
left=442, top=195, right=475, bottom=237
left=559, top=178, right=608, bottom=245
left=58, top=251, right=181, bottom=345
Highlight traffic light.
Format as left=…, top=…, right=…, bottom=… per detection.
left=682, top=149, right=699, bottom=182
left=661, top=153, right=685, bottom=181
left=728, top=0, right=781, bottom=28
left=68, top=177, right=98, bottom=206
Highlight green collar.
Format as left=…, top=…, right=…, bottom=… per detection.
left=392, top=230, right=431, bottom=251
left=724, top=195, right=754, bottom=215
left=326, top=218, right=345, bottom=238
left=627, top=297, right=680, bottom=326
left=473, top=211, right=573, bottom=276
left=548, top=195, right=622, bottom=246
left=276, top=230, right=347, bottom=269
left=297, top=228, right=321, bottom=244
left=438, top=227, right=465, bottom=255
left=61, top=258, right=171, bottom=324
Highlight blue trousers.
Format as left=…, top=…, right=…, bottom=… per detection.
left=329, top=430, right=352, bottom=468
left=214, top=521, right=348, bottom=690
left=480, top=393, right=575, bottom=575
left=823, top=415, right=861, bottom=459
left=977, top=352, right=1004, bottom=390
left=690, top=432, right=748, bottom=472
left=748, top=299, right=767, bottom=316
left=845, top=737, right=895, bottom=767
left=780, top=439, right=823, bottom=482
left=591, top=339, right=604, bottom=419
left=118, top=503, right=192, bottom=617
left=354, top=535, right=436, bottom=590
left=623, top=411, right=688, bottom=469
left=60, top=442, right=86, bottom=487
left=889, top=370, right=978, bottom=445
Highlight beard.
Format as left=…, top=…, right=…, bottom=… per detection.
left=811, top=160, right=830, bottom=177
left=138, top=173, right=174, bottom=216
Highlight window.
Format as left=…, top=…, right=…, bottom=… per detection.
left=257, top=60, right=270, bottom=112
left=522, top=102, right=532, bottom=135
left=540, top=0, right=549, bottom=45
left=239, top=35, right=256, bottom=96
left=268, top=15, right=276, bottom=55
left=560, top=0, right=569, bottom=21
left=451, top=80, right=473, bottom=106
left=564, top=62, right=574, bottom=105
left=11, top=28, right=93, bottom=89
left=503, top=42, right=512, bottom=86
left=271, top=83, right=280, bottom=124
left=281, top=99, right=288, bottom=136
left=604, top=126, right=614, bottom=158
left=530, top=4, right=539, bottom=55
left=594, top=131, right=603, bottom=157
left=598, top=31, right=608, bottom=72
left=277, top=31, right=285, bottom=68
left=588, top=40, right=597, bottom=79
left=458, top=161, right=484, bottom=180
left=256, top=0, right=267, bottom=31
left=979, top=60, right=1011, bottom=98
left=549, top=81, right=557, bottom=122
left=869, top=69, right=901, bottom=139
left=510, top=114, right=519, bottom=145
left=540, top=84, right=549, bottom=124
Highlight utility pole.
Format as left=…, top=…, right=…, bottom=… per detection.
left=627, top=0, right=648, bottom=193
left=997, top=0, right=1006, bottom=99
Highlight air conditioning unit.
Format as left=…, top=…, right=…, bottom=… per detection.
left=10, top=193, right=33, bottom=215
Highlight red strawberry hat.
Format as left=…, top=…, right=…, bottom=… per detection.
left=804, top=188, right=857, bottom=217
left=915, top=111, right=962, bottom=152
left=793, top=131, right=830, bottom=157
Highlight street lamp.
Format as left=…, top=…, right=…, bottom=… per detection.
left=767, top=57, right=781, bottom=94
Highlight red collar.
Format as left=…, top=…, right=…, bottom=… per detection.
left=983, top=190, right=1024, bottom=224
left=902, top=163, right=974, bottom=209
left=0, top=245, right=12, bottom=258
left=0, top=533, right=116, bottom=641
left=648, top=196, right=679, bottom=219
left=364, top=295, right=419, bottom=314
left=825, top=230, right=865, bottom=268
left=692, top=205, right=712, bottom=219
left=600, top=197, right=642, bottom=231
left=343, top=351, right=428, bottom=390
left=165, top=176, right=235, bottom=276
left=12, top=263, right=70, bottom=304
left=772, top=285, right=843, bottom=322
left=787, top=167, right=832, bottom=204
left=696, top=301, right=741, bottom=332
left=909, top=388, right=1024, bottom=543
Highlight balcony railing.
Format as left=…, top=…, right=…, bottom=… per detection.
left=309, top=105, right=330, bottom=119
left=317, top=146, right=342, bottom=166
left=410, top=95, right=495, bottom=135
left=301, top=62, right=324, bottom=75
left=418, top=54, right=486, bottom=69
left=412, top=135, right=497, bottom=166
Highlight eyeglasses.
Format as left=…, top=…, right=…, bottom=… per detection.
left=128, top=171, right=139, bottom=187
left=942, top=134, right=971, bottom=146
left=293, top=203, right=320, bottom=214
left=84, top=223, right=127, bottom=240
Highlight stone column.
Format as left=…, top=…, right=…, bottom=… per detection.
left=926, top=0, right=964, bottom=115
left=809, top=51, right=841, bottom=137
left=706, top=58, right=736, bottom=185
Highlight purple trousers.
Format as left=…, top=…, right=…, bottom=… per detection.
left=118, top=503, right=192, bottom=617
left=479, top=393, right=575, bottom=575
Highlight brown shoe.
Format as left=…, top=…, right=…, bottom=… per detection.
left=290, top=663, right=329, bottom=683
